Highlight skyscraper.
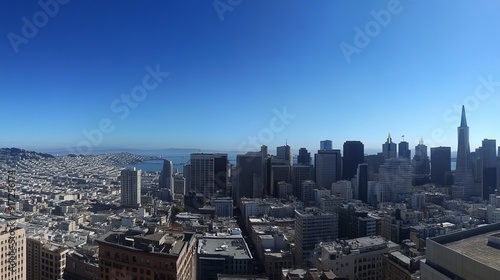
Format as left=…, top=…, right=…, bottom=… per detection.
left=453, top=106, right=476, bottom=198
left=431, top=147, right=451, bottom=187
left=159, top=159, right=173, bottom=190
left=120, top=168, right=141, bottom=207
left=297, top=147, right=311, bottom=165
left=482, top=139, right=497, bottom=200
left=398, top=140, right=411, bottom=160
left=382, top=134, right=397, bottom=159
left=292, top=164, right=313, bottom=198
left=276, top=144, right=292, bottom=166
left=315, top=149, right=342, bottom=189
left=357, top=163, right=368, bottom=203
left=189, top=153, right=215, bottom=196
left=320, top=140, right=333, bottom=151
left=342, top=141, right=364, bottom=180
left=234, top=152, right=262, bottom=202
left=379, top=158, right=412, bottom=203
left=189, top=153, right=228, bottom=196
left=213, top=153, right=228, bottom=195
left=413, top=139, right=430, bottom=175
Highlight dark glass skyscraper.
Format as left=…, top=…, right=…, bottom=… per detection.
left=431, top=147, right=451, bottom=186
left=453, top=106, right=475, bottom=197
left=320, top=140, right=333, bottom=151
left=382, top=134, right=397, bottom=159
left=482, top=139, right=497, bottom=200
left=314, top=149, right=342, bottom=189
left=277, top=144, right=292, bottom=166
left=413, top=139, right=430, bottom=175
left=398, top=140, right=411, bottom=160
left=297, top=148, right=311, bottom=165
left=342, top=141, right=364, bottom=180
left=357, top=163, right=368, bottom=203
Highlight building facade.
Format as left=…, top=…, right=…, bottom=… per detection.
left=27, top=236, right=69, bottom=280
left=120, top=168, right=141, bottom=208
left=294, top=208, right=338, bottom=268
left=97, top=229, right=196, bottom=280
left=0, top=223, right=26, bottom=280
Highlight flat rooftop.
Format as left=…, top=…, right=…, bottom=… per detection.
left=445, top=229, right=500, bottom=269
left=198, top=237, right=252, bottom=259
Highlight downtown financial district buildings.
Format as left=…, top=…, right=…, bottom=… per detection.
left=1, top=107, right=500, bottom=279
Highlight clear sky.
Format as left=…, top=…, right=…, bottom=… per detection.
left=1, top=0, right=500, bottom=155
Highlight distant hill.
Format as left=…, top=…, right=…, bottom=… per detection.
left=0, top=147, right=55, bottom=166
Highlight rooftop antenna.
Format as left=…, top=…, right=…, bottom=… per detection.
left=402, top=135, right=405, bottom=142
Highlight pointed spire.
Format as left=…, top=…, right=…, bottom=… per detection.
left=387, top=133, right=392, bottom=143
left=419, top=138, right=424, bottom=145
left=460, top=105, right=468, bottom=127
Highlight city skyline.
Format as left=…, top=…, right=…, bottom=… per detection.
left=2, top=1, right=500, bottom=153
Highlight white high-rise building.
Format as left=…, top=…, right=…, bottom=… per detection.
left=120, top=168, right=141, bottom=207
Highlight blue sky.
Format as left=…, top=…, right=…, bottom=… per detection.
left=1, top=0, right=500, bottom=155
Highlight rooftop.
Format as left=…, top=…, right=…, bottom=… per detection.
left=321, top=236, right=398, bottom=255
left=445, top=229, right=500, bottom=269
left=198, top=237, right=252, bottom=259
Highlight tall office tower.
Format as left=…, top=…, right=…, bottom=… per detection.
left=183, top=163, right=190, bottom=191
left=234, top=152, right=262, bottom=202
left=260, top=145, right=269, bottom=194
left=270, top=165, right=291, bottom=197
left=120, top=168, right=141, bottom=207
left=382, top=134, right=397, bottom=159
left=294, top=208, right=338, bottom=268
left=379, top=158, right=412, bottom=203
left=0, top=223, right=26, bottom=280
left=453, top=106, right=476, bottom=198
left=292, top=164, right=313, bottom=199
left=277, top=144, right=292, bottom=166
left=27, top=236, right=69, bottom=280
left=357, top=163, right=368, bottom=203
left=315, top=149, right=342, bottom=189
left=159, top=159, right=173, bottom=190
left=398, top=140, right=411, bottom=159
left=431, top=147, right=452, bottom=187
left=320, top=140, right=333, bottom=151
left=413, top=139, right=430, bottom=175
left=342, top=141, right=364, bottom=180
left=365, top=153, right=385, bottom=179
left=482, top=139, right=497, bottom=200
left=471, top=147, right=483, bottom=183
left=297, top=147, right=311, bottom=165
left=98, top=230, right=196, bottom=280
left=213, top=153, right=228, bottom=195
left=189, top=153, right=228, bottom=196
left=497, top=147, right=500, bottom=193
left=190, top=153, right=214, bottom=195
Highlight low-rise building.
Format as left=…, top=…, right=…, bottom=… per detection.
left=316, top=236, right=399, bottom=280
